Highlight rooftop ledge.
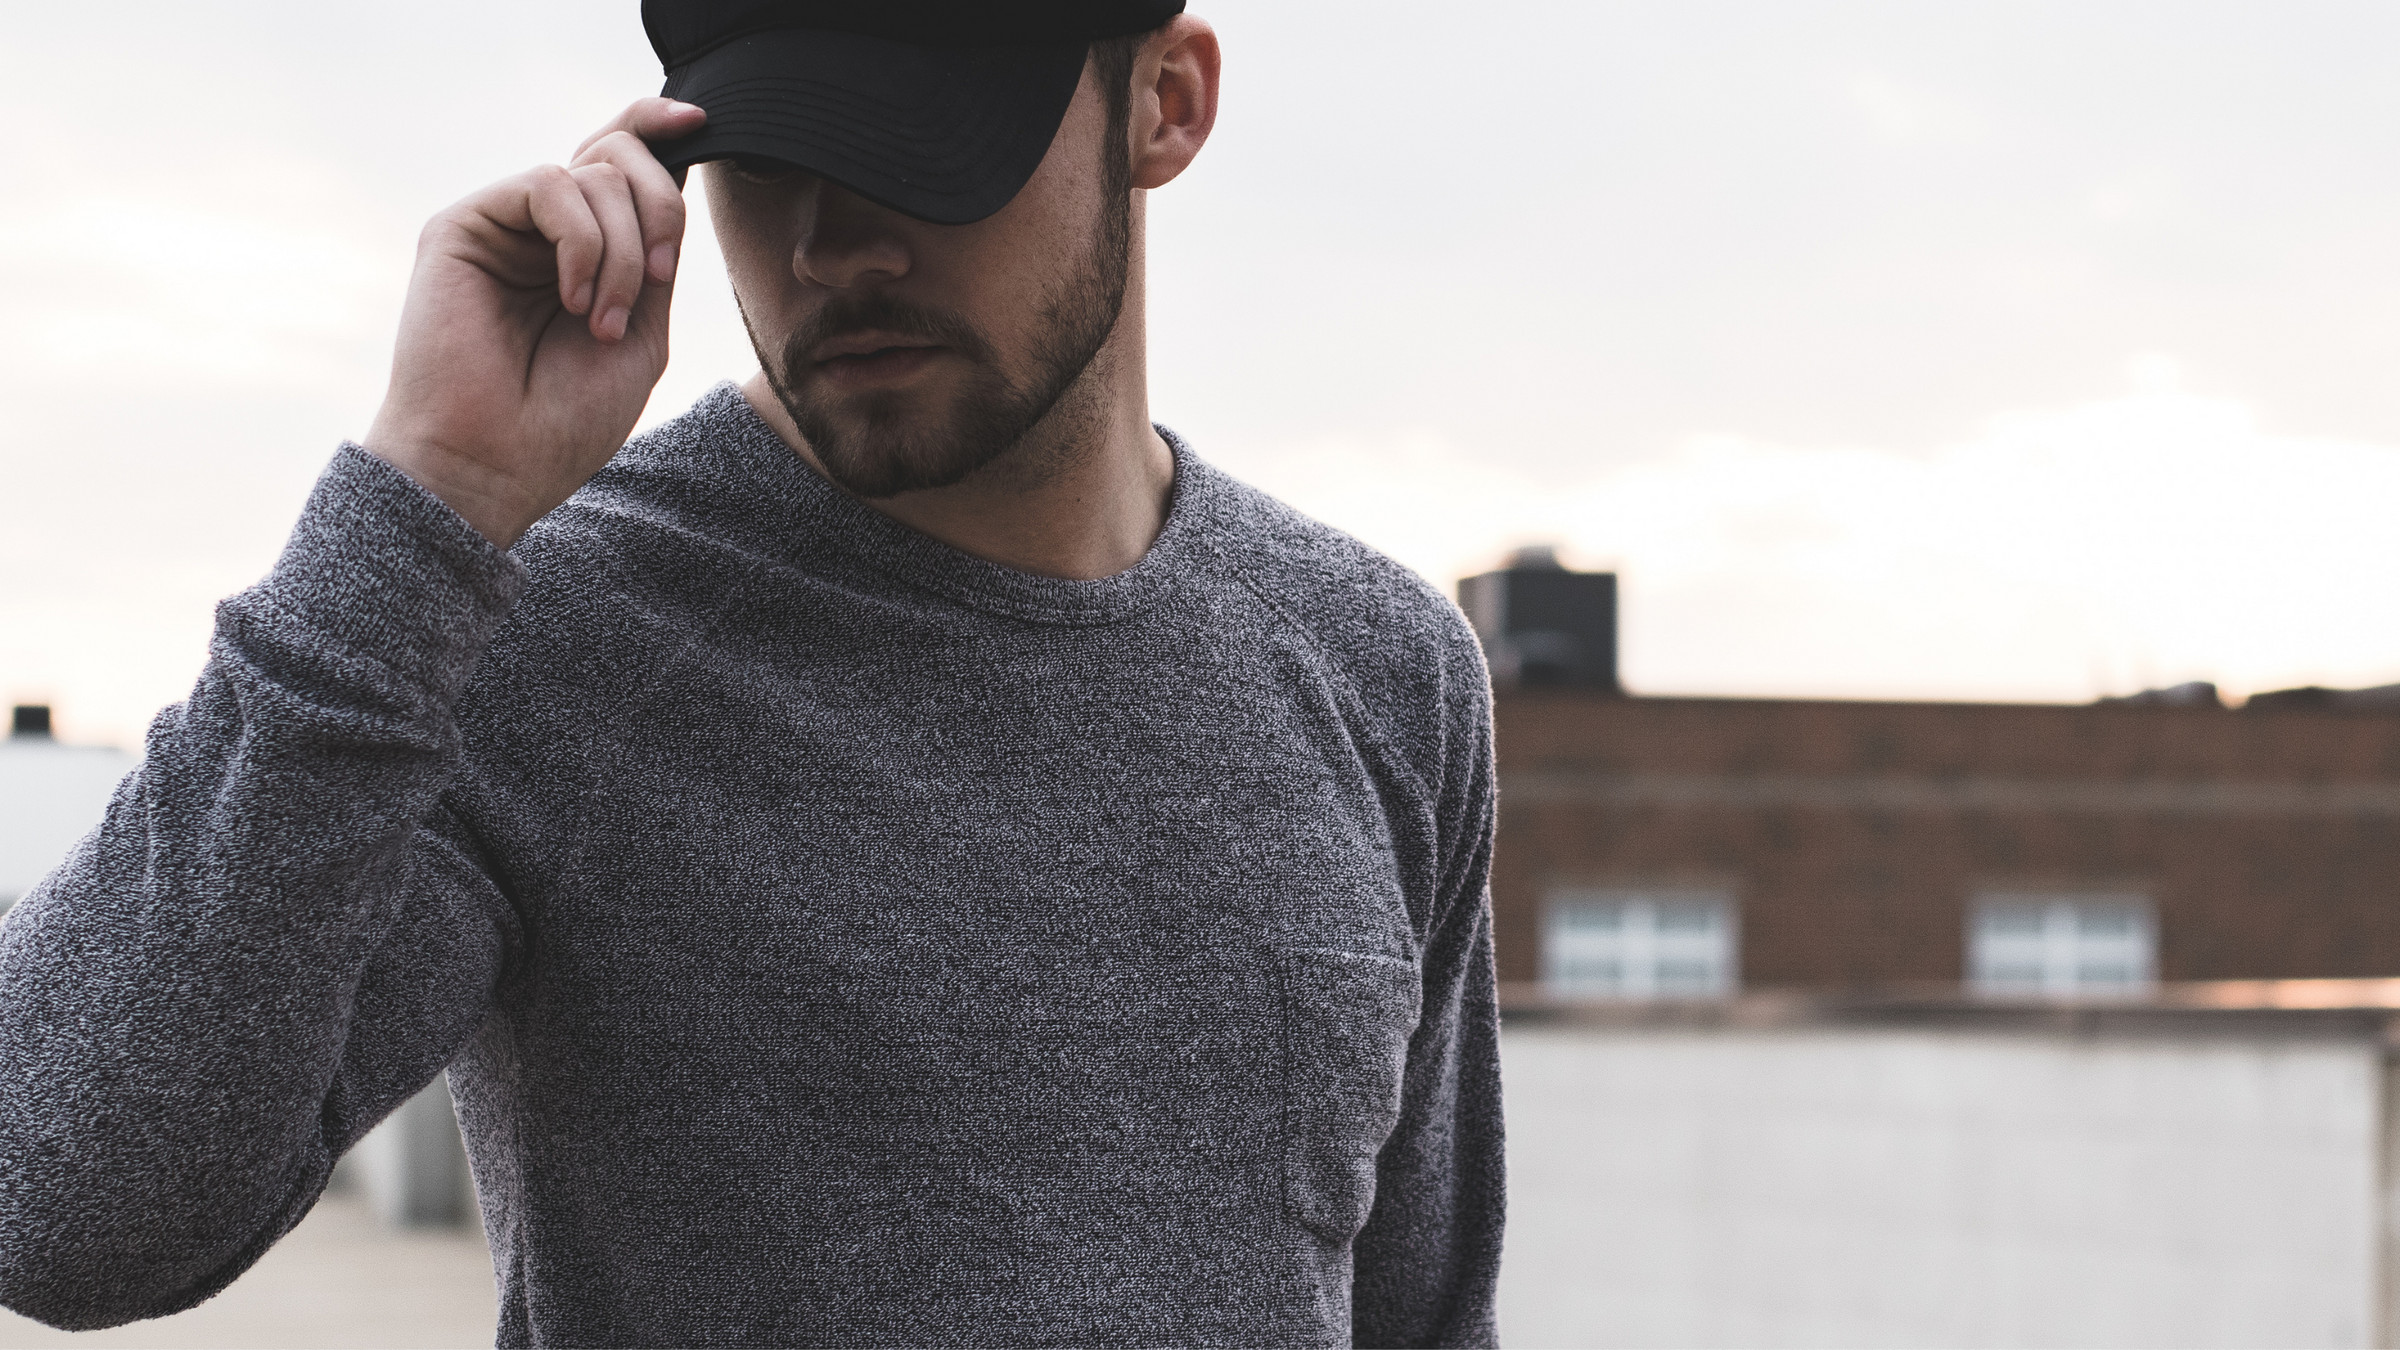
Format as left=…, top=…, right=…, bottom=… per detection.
left=1498, top=979, right=2400, bottom=1042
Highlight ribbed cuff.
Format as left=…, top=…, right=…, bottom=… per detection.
left=241, top=444, right=529, bottom=701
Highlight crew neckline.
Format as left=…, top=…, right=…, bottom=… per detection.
left=703, top=382, right=1212, bottom=628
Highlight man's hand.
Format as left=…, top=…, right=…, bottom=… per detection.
left=364, top=99, right=708, bottom=548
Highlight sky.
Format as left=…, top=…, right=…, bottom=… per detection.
left=6, top=1, right=2400, bottom=745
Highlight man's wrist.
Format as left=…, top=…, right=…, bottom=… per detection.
left=361, top=436, right=542, bottom=550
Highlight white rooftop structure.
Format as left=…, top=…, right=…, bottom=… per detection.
left=0, top=705, right=138, bottom=912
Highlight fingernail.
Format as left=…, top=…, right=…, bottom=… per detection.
left=649, top=241, right=678, bottom=282
left=603, top=306, right=630, bottom=341
left=669, top=101, right=704, bottom=116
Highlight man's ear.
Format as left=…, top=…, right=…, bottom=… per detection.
left=1129, top=16, right=1221, bottom=191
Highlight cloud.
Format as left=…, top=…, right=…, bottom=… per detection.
left=0, top=192, right=402, bottom=394
left=1842, top=74, right=1990, bottom=146
left=1207, top=357, right=2400, bottom=704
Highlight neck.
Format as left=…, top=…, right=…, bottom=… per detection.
left=743, top=224, right=1173, bottom=582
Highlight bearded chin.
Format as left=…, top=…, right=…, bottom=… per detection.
left=761, top=192, right=1132, bottom=502
left=785, top=359, right=1069, bottom=501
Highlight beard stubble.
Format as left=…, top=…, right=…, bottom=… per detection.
left=743, top=150, right=1134, bottom=501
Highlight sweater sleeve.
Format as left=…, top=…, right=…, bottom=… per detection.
left=0, top=445, right=529, bottom=1331
left=1349, top=648, right=1507, bottom=1348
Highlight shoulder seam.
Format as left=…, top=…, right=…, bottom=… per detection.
left=1209, top=539, right=1446, bottom=951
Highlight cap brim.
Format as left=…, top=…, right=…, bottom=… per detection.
left=655, top=29, right=1087, bottom=226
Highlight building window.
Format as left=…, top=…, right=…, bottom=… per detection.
left=1543, top=888, right=1737, bottom=999
left=1969, top=893, right=2156, bottom=996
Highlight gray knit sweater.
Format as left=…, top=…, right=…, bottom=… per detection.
left=0, top=384, right=1504, bottom=1347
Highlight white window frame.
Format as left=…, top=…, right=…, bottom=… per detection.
left=1543, top=886, right=1738, bottom=1000
left=1969, top=891, right=2156, bottom=997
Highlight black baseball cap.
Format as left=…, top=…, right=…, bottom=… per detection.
left=643, top=1, right=1186, bottom=225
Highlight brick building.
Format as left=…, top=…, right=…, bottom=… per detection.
left=1491, top=693, right=2400, bottom=994
left=1463, top=558, right=2400, bottom=996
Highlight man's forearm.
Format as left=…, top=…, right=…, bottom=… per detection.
left=0, top=446, right=526, bottom=1331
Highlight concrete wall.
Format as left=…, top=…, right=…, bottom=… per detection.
left=1499, top=1022, right=2386, bottom=1348
left=0, top=737, right=135, bottom=910
left=339, top=1076, right=476, bottom=1229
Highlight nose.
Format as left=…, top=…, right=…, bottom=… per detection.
left=791, top=177, right=913, bottom=289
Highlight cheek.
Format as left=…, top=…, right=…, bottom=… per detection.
left=707, top=181, right=799, bottom=295
left=938, top=197, right=1104, bottom=324
left=991, top=184, right=1105, bottom=276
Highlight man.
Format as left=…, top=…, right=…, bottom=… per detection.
left=0, top=2, right=1504, bottom=1344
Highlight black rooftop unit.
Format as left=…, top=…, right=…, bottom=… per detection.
left=2244, top=683, right=2400, bottom=712
left=1456, top=547, right=1620, bottom=693
left=11, top=704, right=53, bottom=739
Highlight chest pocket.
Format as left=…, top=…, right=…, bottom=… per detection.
left=1277, top=947, right=1423, bottom=1244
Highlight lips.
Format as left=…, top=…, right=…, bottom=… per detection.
left=807, top=340, right=944, bottom=390
left=810, top=331, right=941, bottom=366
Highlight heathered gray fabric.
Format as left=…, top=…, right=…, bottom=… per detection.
left=0, top=383, right=1504, bottom=1347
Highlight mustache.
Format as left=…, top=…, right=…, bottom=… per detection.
left=779, top=292, right=996, bottom=375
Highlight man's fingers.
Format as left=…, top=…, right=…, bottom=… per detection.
left=449, top=153, right=669, bottom=343
left=629, top=97, right=709, bottom=144
left=571, top=97, right=707, bottom=162
left=517, top=165, right=606, bottom=317
left=572, top=162, right=647, bottom=344
left=573, top=130, right=689, bottom=286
